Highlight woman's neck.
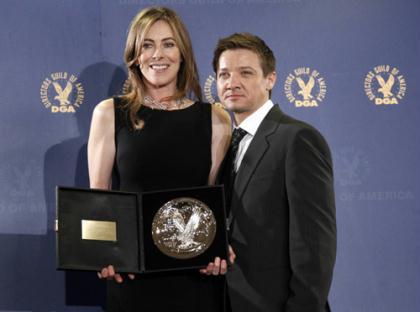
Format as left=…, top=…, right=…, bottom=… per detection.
left=145, top=82, right=177, bottom=102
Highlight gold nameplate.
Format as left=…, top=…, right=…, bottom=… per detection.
left=81, top=220, right=117, bottom=242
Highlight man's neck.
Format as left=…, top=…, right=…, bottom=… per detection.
left=234, top=99, right=272, bottom=127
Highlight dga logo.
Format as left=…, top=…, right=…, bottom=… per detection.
left=364, top=65, right=406, bottom=105
left=284, top=67, right=327, bottom=108
left=334, top=147, right=370, bottom=187
left=40, top=72, right=84, bottom=113
left=203, top=75, right=224, bottom=108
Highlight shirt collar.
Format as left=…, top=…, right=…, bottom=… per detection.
left=236, top=100, right=274, bottom=136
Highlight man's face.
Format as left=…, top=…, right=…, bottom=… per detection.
left=216, top=49, right=276, bottom=124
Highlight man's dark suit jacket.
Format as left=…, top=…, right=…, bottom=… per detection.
left=221, top=104, right=336, bottom=312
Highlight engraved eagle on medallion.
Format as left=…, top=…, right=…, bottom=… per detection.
left=171, top=207, right=201, bottom=248
left=152, top=197, right=217, bottom=259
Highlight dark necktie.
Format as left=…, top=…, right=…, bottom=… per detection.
left=225, top=128, right=248, bottom=212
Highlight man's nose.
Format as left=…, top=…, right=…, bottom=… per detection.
left=227, top=73, right=240, bottom=90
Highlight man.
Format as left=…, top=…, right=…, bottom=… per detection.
left=214, top=33, right=336, bottom=312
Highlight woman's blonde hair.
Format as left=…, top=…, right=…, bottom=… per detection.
left=122, top=7, right=202, bottom=127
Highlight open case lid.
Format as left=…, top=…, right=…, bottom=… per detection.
left=56, top=186, right=140, bottom=273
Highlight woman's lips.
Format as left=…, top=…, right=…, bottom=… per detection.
left=149, top=64, right=169, bottom=72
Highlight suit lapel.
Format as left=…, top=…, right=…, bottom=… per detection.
left=231, top=105, right=283, bottom=215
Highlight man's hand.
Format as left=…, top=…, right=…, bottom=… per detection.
left=97, top=265, right=135, bottom=283
left=199, top=245, right=236, bottom=275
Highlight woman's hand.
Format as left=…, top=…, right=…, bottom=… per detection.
left=199, top=245, right=236, bottom=275
left=97, top=265, right=135, bottom=283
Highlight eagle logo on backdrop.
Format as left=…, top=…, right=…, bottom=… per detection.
left=40, top=72, right=84, bottom=113
left=334, top=147, right=370, bottom=187
left=203, top=75, right=224, bottom=108
left=364, top=65, right=406, bottom=105
left=284, top=67, right=327, bottom=108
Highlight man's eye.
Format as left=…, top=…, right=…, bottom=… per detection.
left=242, top=71, right=253, bottom=76
left=218, top=72, right=228, bottom=79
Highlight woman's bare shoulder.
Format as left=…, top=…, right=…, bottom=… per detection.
left=92, top=98, right=115, bottom=123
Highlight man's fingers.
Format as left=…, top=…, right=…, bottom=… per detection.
left=128, top=274, right=135, bottom=280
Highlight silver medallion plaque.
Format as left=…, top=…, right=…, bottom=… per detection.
left=151, top=197, right=217, bottom=259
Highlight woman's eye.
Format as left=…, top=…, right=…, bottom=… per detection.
left=164, top=41, right=176, bottom=48
left=142, top=42, right=153, bottom=50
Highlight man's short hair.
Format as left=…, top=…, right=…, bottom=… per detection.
left=212, top=32, right=276, bottom=77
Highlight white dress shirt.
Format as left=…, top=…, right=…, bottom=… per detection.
left=234, top=100, right=274, bottom=172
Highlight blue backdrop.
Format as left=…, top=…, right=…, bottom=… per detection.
left=1, top=0, right=419, bottom=311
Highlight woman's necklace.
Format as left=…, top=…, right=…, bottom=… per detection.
left=143, top=95, right=186, bottom=110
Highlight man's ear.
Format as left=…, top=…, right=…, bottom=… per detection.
left=266, top=71, right=277, bottom=91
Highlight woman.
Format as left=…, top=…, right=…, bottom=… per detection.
left=88, top=7, right=231, bottom=311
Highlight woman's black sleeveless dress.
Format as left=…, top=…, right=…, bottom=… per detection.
left=108, top=97, right=224, bottom=312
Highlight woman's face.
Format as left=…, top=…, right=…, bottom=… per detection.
left=138, top=20, right=182, bottom=93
